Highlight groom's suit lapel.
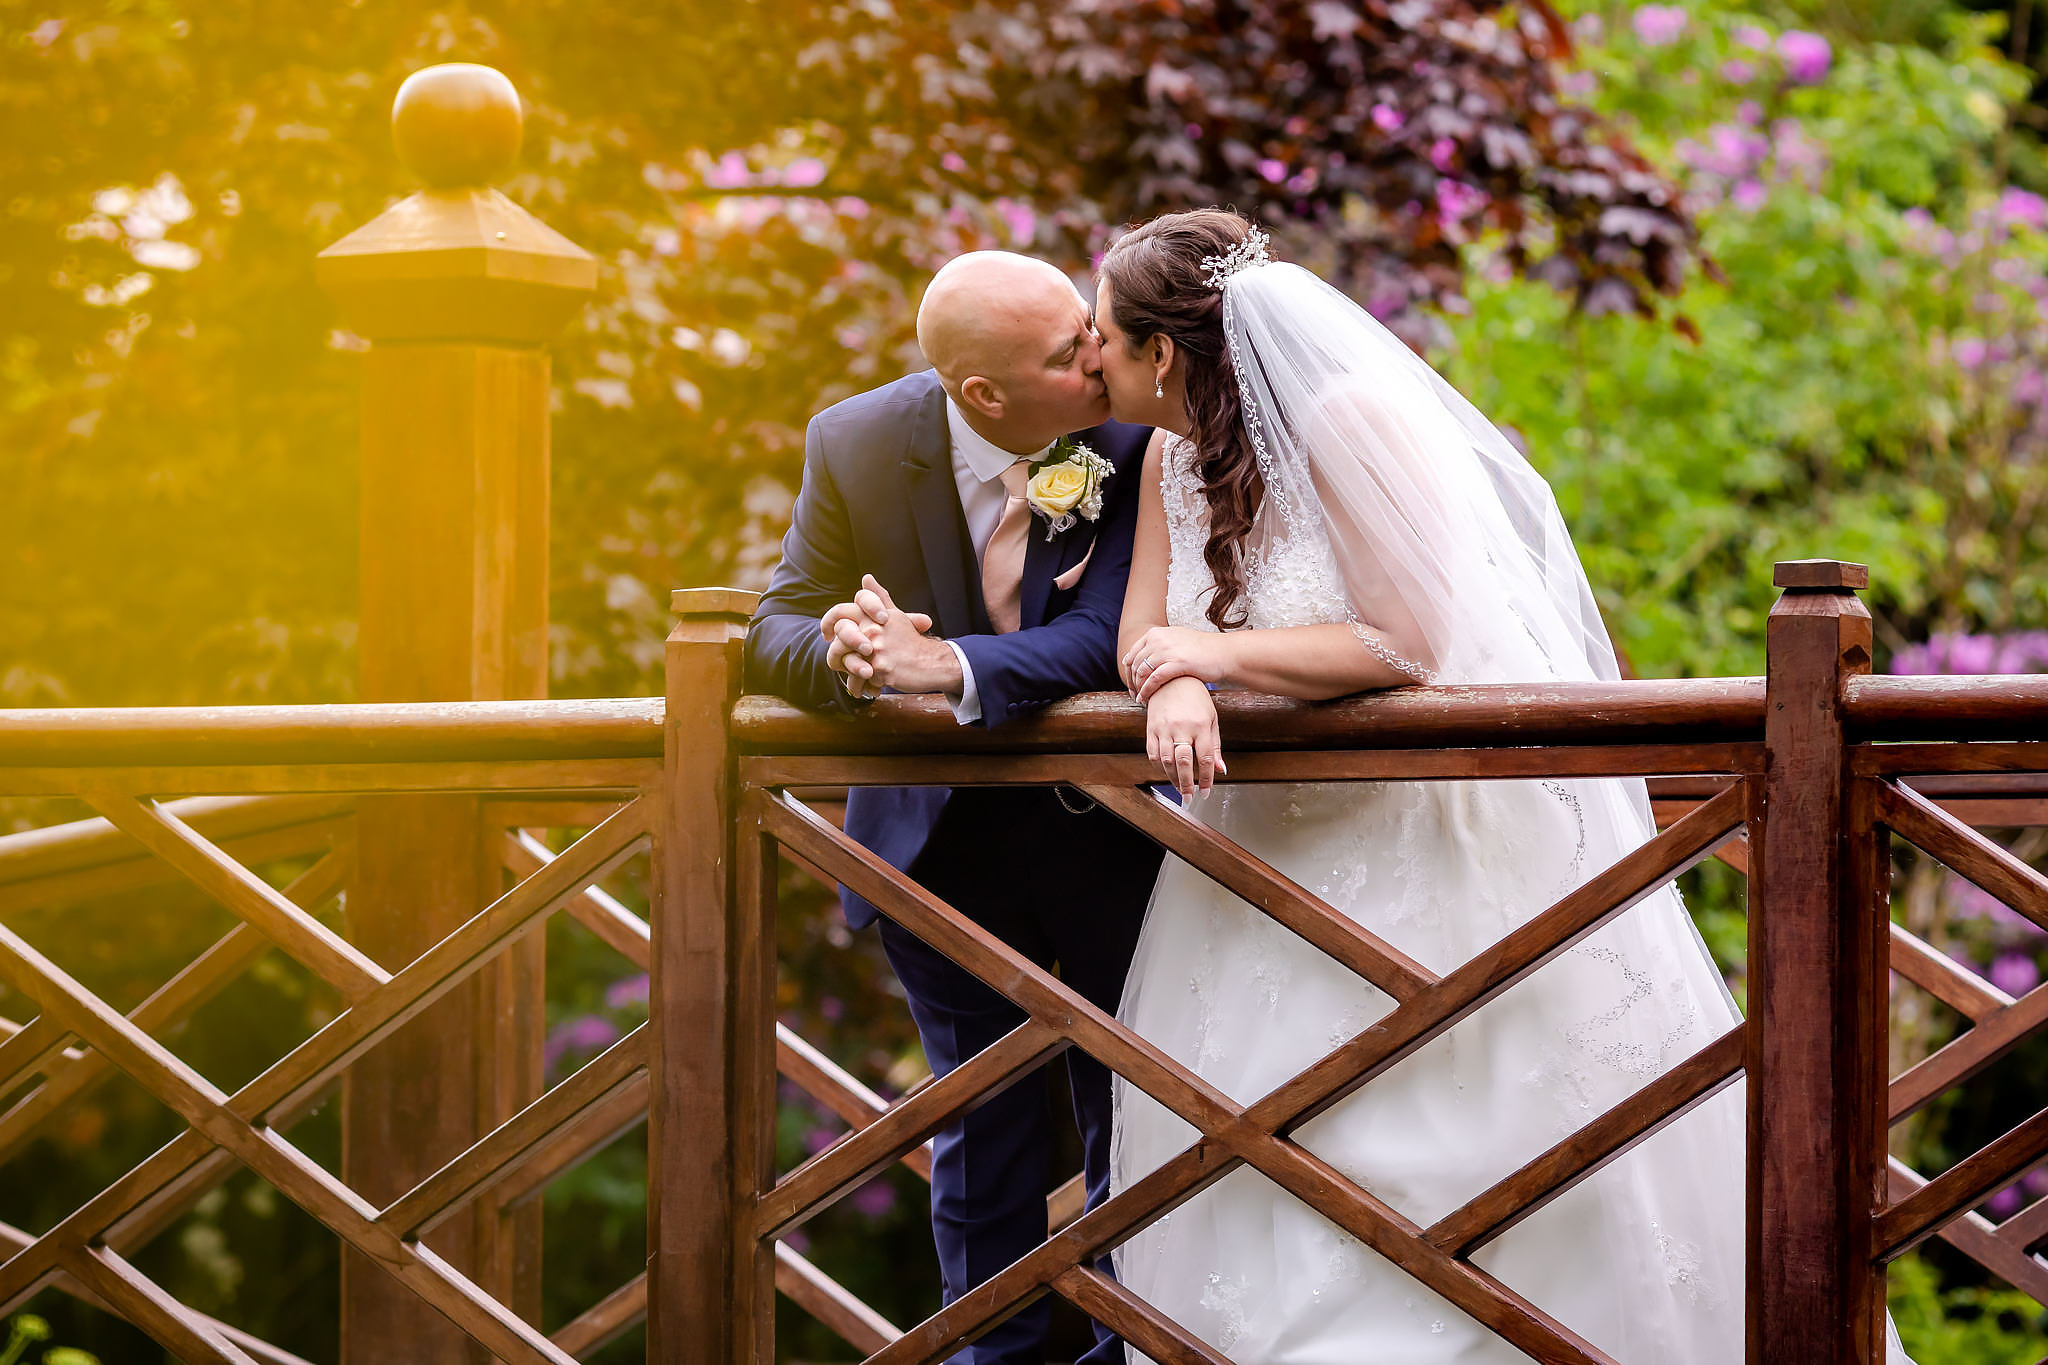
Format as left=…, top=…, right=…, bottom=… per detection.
left=900, top=385, right=979, bottom=640
left=1017, top=429, right=1104, bottom=631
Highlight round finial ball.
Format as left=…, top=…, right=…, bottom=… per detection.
left=391, top=64, right=523, bottom=189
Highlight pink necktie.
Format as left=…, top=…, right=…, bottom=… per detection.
left=980, top=462, right=1032, bottom=634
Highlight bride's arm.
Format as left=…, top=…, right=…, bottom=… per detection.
left=1125, top=622, right=1413, bottom=703
left=1115, top=429, right=1175, bottom=691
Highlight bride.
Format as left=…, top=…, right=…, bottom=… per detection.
left=1092, top=210, right=1908, bottom=1363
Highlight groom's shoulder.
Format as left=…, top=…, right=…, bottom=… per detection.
left=812, top=369, right=944, bottom=440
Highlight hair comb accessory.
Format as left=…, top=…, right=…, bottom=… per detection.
left=1200, top=226, right=1273, bottom=291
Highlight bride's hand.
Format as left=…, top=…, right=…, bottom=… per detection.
left=1123, top=626, right=1235, bottom=704
left=1146, top=675, right=1227, bottom=797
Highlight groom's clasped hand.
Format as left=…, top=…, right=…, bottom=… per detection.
left=819, top=573, right=944, bottom=699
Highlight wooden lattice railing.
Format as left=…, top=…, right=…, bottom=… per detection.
left=5, top=563, right=2048, bottom=1363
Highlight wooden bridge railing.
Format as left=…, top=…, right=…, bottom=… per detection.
left=3, top=561, right=2048, bottom=1363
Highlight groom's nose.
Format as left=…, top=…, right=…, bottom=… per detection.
left=1079, top=329, right=1104, bottom=378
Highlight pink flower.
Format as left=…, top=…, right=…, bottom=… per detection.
left=604, top=975, right=649, bottom=1010
left=1257, top=158, right=1288, bottom=184
left=2000, top=187, right=2048, bottom=231
left=995, top=198, right=1037, bottom=245
left=703, top=151, right=752, bottom=189
left=1988, top=1184, right=2027, bottom=1220
left=941, top=152, right=968, bottom=174
left=1436, top=179, right=1490, bottom=225
left=1992, top=952, right=2042, bottom=997
left=1733, top=24, right=1771, bottom=50
left=850, top=1181, right=898, bottom=1219
left=1429, top=138, right=1456, bottom=172
left=1721, top=60, right=1757, bottom=84
left=1370, top=103, right=1405, bottom=133
left=1631, top=5, right=1687, bottom=46
left=1559, top=71, right=1596, bottom=97
left=782, top=157, right=826, bottom=188
left=1779, top=31, right=1831, bottom=84
left=1953, top=337, right=1989, bottom=369
left=1731, top=179, right=1768, bottom=211
left=834, top=196, right=871, bottom=219
left=1737, top=101, right=1764, bottom=125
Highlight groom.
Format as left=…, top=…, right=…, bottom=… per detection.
left=746, top=251, right=1163, bottom=1363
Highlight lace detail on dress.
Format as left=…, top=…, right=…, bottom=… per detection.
left=1158, top=435, right=1438, bottom=682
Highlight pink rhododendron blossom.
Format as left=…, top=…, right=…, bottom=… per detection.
left=1429, top=138, right=1456, bottom=172
left=1731, top=179, right=1768, bottom=211
left=1778, top=31, right=1831, bottom=83
left=1992, top=952, right=2043, bottom=997
left=940, top=152, right=968, bottom=173
left=994, top=198, right=1038, bottom=245
left=781, top=157, right=826, bottom=188
left=1631, top=5, right=1687, bottom=45
left=1559, top=72, right=1596, bottom=97
left=1370, top=103, right=1405, bottom=133
left=1733, top=24, right=1771, bottom=50
left=1987, top=1184, right=2027, bottom=1220
left=1737, top=101, right=1763, bottom=125
left=2001, top=187, right=2048, bottom=231
left=1953, top=337, right=1989, bottom=369
left=605, top=975, right=649, bottom=1010
left=1436, top=179, right=1489, bottom=225
left=1721, top=60, right=1756, bottom=84
left=704, top=151, right=752, bottom=189
left=1257, top=158, right=1288, bottom=183
left=1286, top=168, right=1319, bottom=194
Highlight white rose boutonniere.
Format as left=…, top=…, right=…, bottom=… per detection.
left=1024, top=437, right=1113, bottom=539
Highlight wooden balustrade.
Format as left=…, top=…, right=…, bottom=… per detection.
left=3, top=561, right=2048, bottom=1363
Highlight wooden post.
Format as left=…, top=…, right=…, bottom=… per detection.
left=315, top=64, right=596, bottom=1364
left=1752, top=558, right=1883, bottom=1365
left=648, top=588, right=760, bottom=1362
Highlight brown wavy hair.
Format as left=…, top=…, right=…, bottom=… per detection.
left=1099, top=209, right=1265, bottom=630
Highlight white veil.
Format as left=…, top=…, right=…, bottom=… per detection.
left=1217, top=244, right=1621, bottom=693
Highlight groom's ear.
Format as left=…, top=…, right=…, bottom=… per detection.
left=958, top=374, right=1005, bottom=420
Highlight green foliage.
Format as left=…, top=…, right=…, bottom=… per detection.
left=1890, top=1252, right=2048, bottom=1364
left=0, top=1315, right=99, bottom=1365
left=1445, top=1, right=2048, bottom=678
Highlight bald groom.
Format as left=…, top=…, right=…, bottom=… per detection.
left=746, top=253, right=1163, bottom=1365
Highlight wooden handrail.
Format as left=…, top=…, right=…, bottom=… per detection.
left=0, top=698, right=663, bottom=766
left=732, top=678, right=1768, bottom=754
left=1844, top=673, right=2048, bottom=738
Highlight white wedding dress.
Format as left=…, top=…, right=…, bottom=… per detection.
left=1106, top=251, right=1912, bottom=1363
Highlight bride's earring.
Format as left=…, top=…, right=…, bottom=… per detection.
left=1155, top=376, right=1164, bottom=399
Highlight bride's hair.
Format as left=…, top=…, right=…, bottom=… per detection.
left=1099, top=208, right=1264, bottom=631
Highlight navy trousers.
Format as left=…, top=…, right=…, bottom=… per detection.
left=877, top=787, right=1161, bottom=1365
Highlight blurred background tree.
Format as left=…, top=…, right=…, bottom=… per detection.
left=6, top=0, right=2048, bottom=1359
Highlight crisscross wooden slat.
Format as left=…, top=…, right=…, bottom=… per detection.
left=759, top=1019, right=1063, bottom=1239
left=0, top=1219, right=314, bottom=1365
left=1876, top=782, right=2048, bottom=933
left=1890, top=968, right=2048, bottom=1121
left=764, top=784, right=1749, bottom=1365
left=1078, top=782, right=1436, bottom=1001
left=1890, top=921, right=2013, bottom=1022
left=1876, top=1099, right=2048, bottom=1260
left=776, top=1240, right=902, bottom=1355
left=82, top=792, right=386, bottom=1000
left=770, top=781, right=1745, bottom=1365
left=506, top=829, right=650, bottom=963
left=380, top=1024, right=649, bottom=1238
left=0, top=802, right=647, bottom=1340
left=550, top=1272, right=647, bottom=1359
left=1051, top=1264, right=1233, bottom=1365
left=0, top=848, right=351, bottom=1163
left=1887, top=1159, right=2048, bottom=1304
left=0, top=921, right=575, bottom=1365
left=1429, top=1026, right=1747, bottom=1256
left=64, top=1243, right=261, bottom=1365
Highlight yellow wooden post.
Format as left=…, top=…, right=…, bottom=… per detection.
left=316, top=63, right=595, bottom=1363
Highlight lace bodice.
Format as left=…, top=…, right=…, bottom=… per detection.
left=1160, top=435, right=1352, bottom=634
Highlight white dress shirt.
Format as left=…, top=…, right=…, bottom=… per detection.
left=942, top=396, right=1054, bottom=723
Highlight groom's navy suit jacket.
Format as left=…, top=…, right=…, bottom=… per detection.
left=745, top=369, right=1152, bottom=929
